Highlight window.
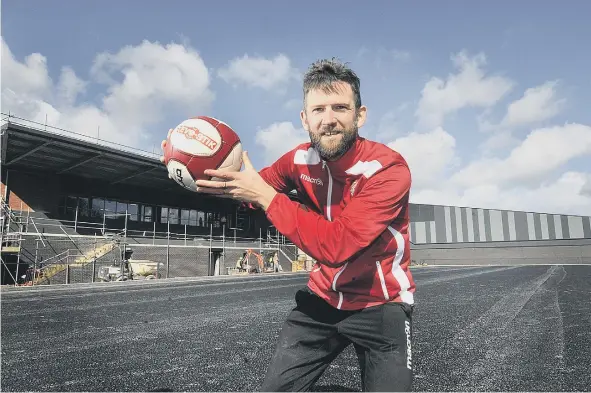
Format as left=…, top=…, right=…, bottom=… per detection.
left=78, top=198, right=90, bottom=218
left=212, top=212, right=221, bottom=228
left=91, top=198, right=104, bottom=217
left=65, top=196, right=77, bottom=216
left=168, top=208, right=179, bottom=225
left=180, top=209, right=190, bottom=226
left=128, top=203, right=138, bottom=221
left=116, top=201, right=128, bottom=218
left=198, top=211, right=205, bottom=227
left=189, top=210, right=198, bottom=226
left=104, top=200, right=117, bottom=218
left=142, top=206, right=152, bottom=222
left=161, top=207, right=179, bottom=225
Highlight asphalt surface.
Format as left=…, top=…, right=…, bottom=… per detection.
left=2, top=265, right=590, bottom=392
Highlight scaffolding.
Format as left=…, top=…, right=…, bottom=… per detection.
left=0, top=199, right=305, bottom=286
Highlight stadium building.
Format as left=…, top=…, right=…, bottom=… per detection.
left=1, top=115, right=590, bottom=285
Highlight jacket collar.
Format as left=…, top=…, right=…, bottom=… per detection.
left=323, top=136, right=365, bottom=174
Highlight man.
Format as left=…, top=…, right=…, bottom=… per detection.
left=163, top=58, right=415, bottom=391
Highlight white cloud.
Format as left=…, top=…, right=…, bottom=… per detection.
left=57, top=67, right=87, bottom=106
left=452, top=123, right=591, bottom=187
left=415, top=51, right=513, bottom=129
left=1, top=38, right=214, bottom=149
left=478, top=130, right=521, bottom=157
left=91, top=40, right=214, bottom=132
left=412, top=171, right=591, bottom=216
left=1, top=40, right=51, bottom=98
left=217, top=54, right=299, bottom=91
left=375, top=111, right=399, bottom=141
left=255, top=121, right=310, bottom=166
left=387, top=127, right=458, bottom=189
left=500, top=80, right=564, bottom=127
left=582, top=174, right=591, bottom=197
left=372, top=103, right=410, bottom=142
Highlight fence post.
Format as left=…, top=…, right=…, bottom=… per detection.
left=93, top=235, right=97, bottom=282
left=209, top=224, right=213, bottom=275
left=222, top=225, right=225, bottom=275
left=15, top=236, right=21, bottom=285
left=166, top=221, right=170, bottom=279
left=124, top=209, right=128, bottom=244
left=74, top=201, right=78, bottom=232
left=25, top=206, right=30, bottom=233
left=153, top=221, right=156, bottom=245
left=184, top=224, right=187, bottom=246
left=259, top=228, right=262, bottom=255
left=34, top=238, right=39, bottom=271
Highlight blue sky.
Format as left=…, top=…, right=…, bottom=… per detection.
left=2, top=0, right=591, bottom=215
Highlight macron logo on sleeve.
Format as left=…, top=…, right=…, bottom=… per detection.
left=300, top=173, right=323, bottom=186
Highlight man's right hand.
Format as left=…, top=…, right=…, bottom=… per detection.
left=160, top=128, right=174, bottom=180
left=159, top=128, right=173, bottom=164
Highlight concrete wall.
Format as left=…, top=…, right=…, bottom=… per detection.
left=410, top=238, right=591, bottom=265
left=410, top=204, right=591, bottom=244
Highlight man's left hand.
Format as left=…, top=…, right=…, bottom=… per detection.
left=195, top=151, right=278, bottom=211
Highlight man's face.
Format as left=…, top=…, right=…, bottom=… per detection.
left=300, top=82, right=367, bottom=161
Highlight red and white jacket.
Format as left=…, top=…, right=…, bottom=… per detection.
left=259, top=136, right=416, bottom=311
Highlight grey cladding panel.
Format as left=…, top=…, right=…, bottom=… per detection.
left=418, top=204, right=435, bottom=221
left=434, top=206, right=447, bottom=243
left=548, top=215, right=556, bottom=240
left=502, top=210, right=510, bottom=241
left=458, top=208, right=466, bottom=242
left=514, top=211, right=529, bottom=241
left=534, top=213, right=543, bottom=240
left=450, top=208, right=458, bottom=243
left=409, top=204, right=420, bottom=222
left=484, top=210, right=492, bottom=242
left=472, top=209, right=481, bottom=242
left=583, top=216, right=591, bottom=239
left=561, top=215, right=570, bottom=239
left=410, top=204, right=435, bottom=222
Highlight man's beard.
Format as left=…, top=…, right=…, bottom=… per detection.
left=309, top=125, right=358, bottom=161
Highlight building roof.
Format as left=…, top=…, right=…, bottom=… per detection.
left=0, top=115, right=304, bottom=203
left=1, top=116, right=182, bottom=191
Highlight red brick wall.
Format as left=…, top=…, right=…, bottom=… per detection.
left=1, top=181, right=34, bottom=212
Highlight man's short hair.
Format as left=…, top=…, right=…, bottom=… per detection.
left=302, top=58, right=362, bottom=111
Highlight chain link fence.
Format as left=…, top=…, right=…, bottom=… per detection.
left=5, top=233, right=301, bottom=286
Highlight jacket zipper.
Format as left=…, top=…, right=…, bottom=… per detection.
left=323, top=161, right=333, bottom=221
left=324, top=161, right=346, bottom=308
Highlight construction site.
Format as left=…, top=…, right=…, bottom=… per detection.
left=1, top=115, right=590, bottom=288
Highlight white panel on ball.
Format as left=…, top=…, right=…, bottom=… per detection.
left=167, top=160, right=198, bottom=192
left=218, top=142, right=243, bottom=171
left=171, top=118, right=223, bottom=157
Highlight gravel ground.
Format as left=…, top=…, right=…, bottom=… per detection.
left=2, top=265, right=590, bottom=392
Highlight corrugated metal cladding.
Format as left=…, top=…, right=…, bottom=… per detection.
left=409, top=204, right=591, bottom=244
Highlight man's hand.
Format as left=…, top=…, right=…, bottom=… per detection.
left=195, top=151, right=278, bottom=211
left=159, top=129, right=173, bottom=165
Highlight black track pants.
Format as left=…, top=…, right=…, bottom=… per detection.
left=260, top=287, right=414, bottom=392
